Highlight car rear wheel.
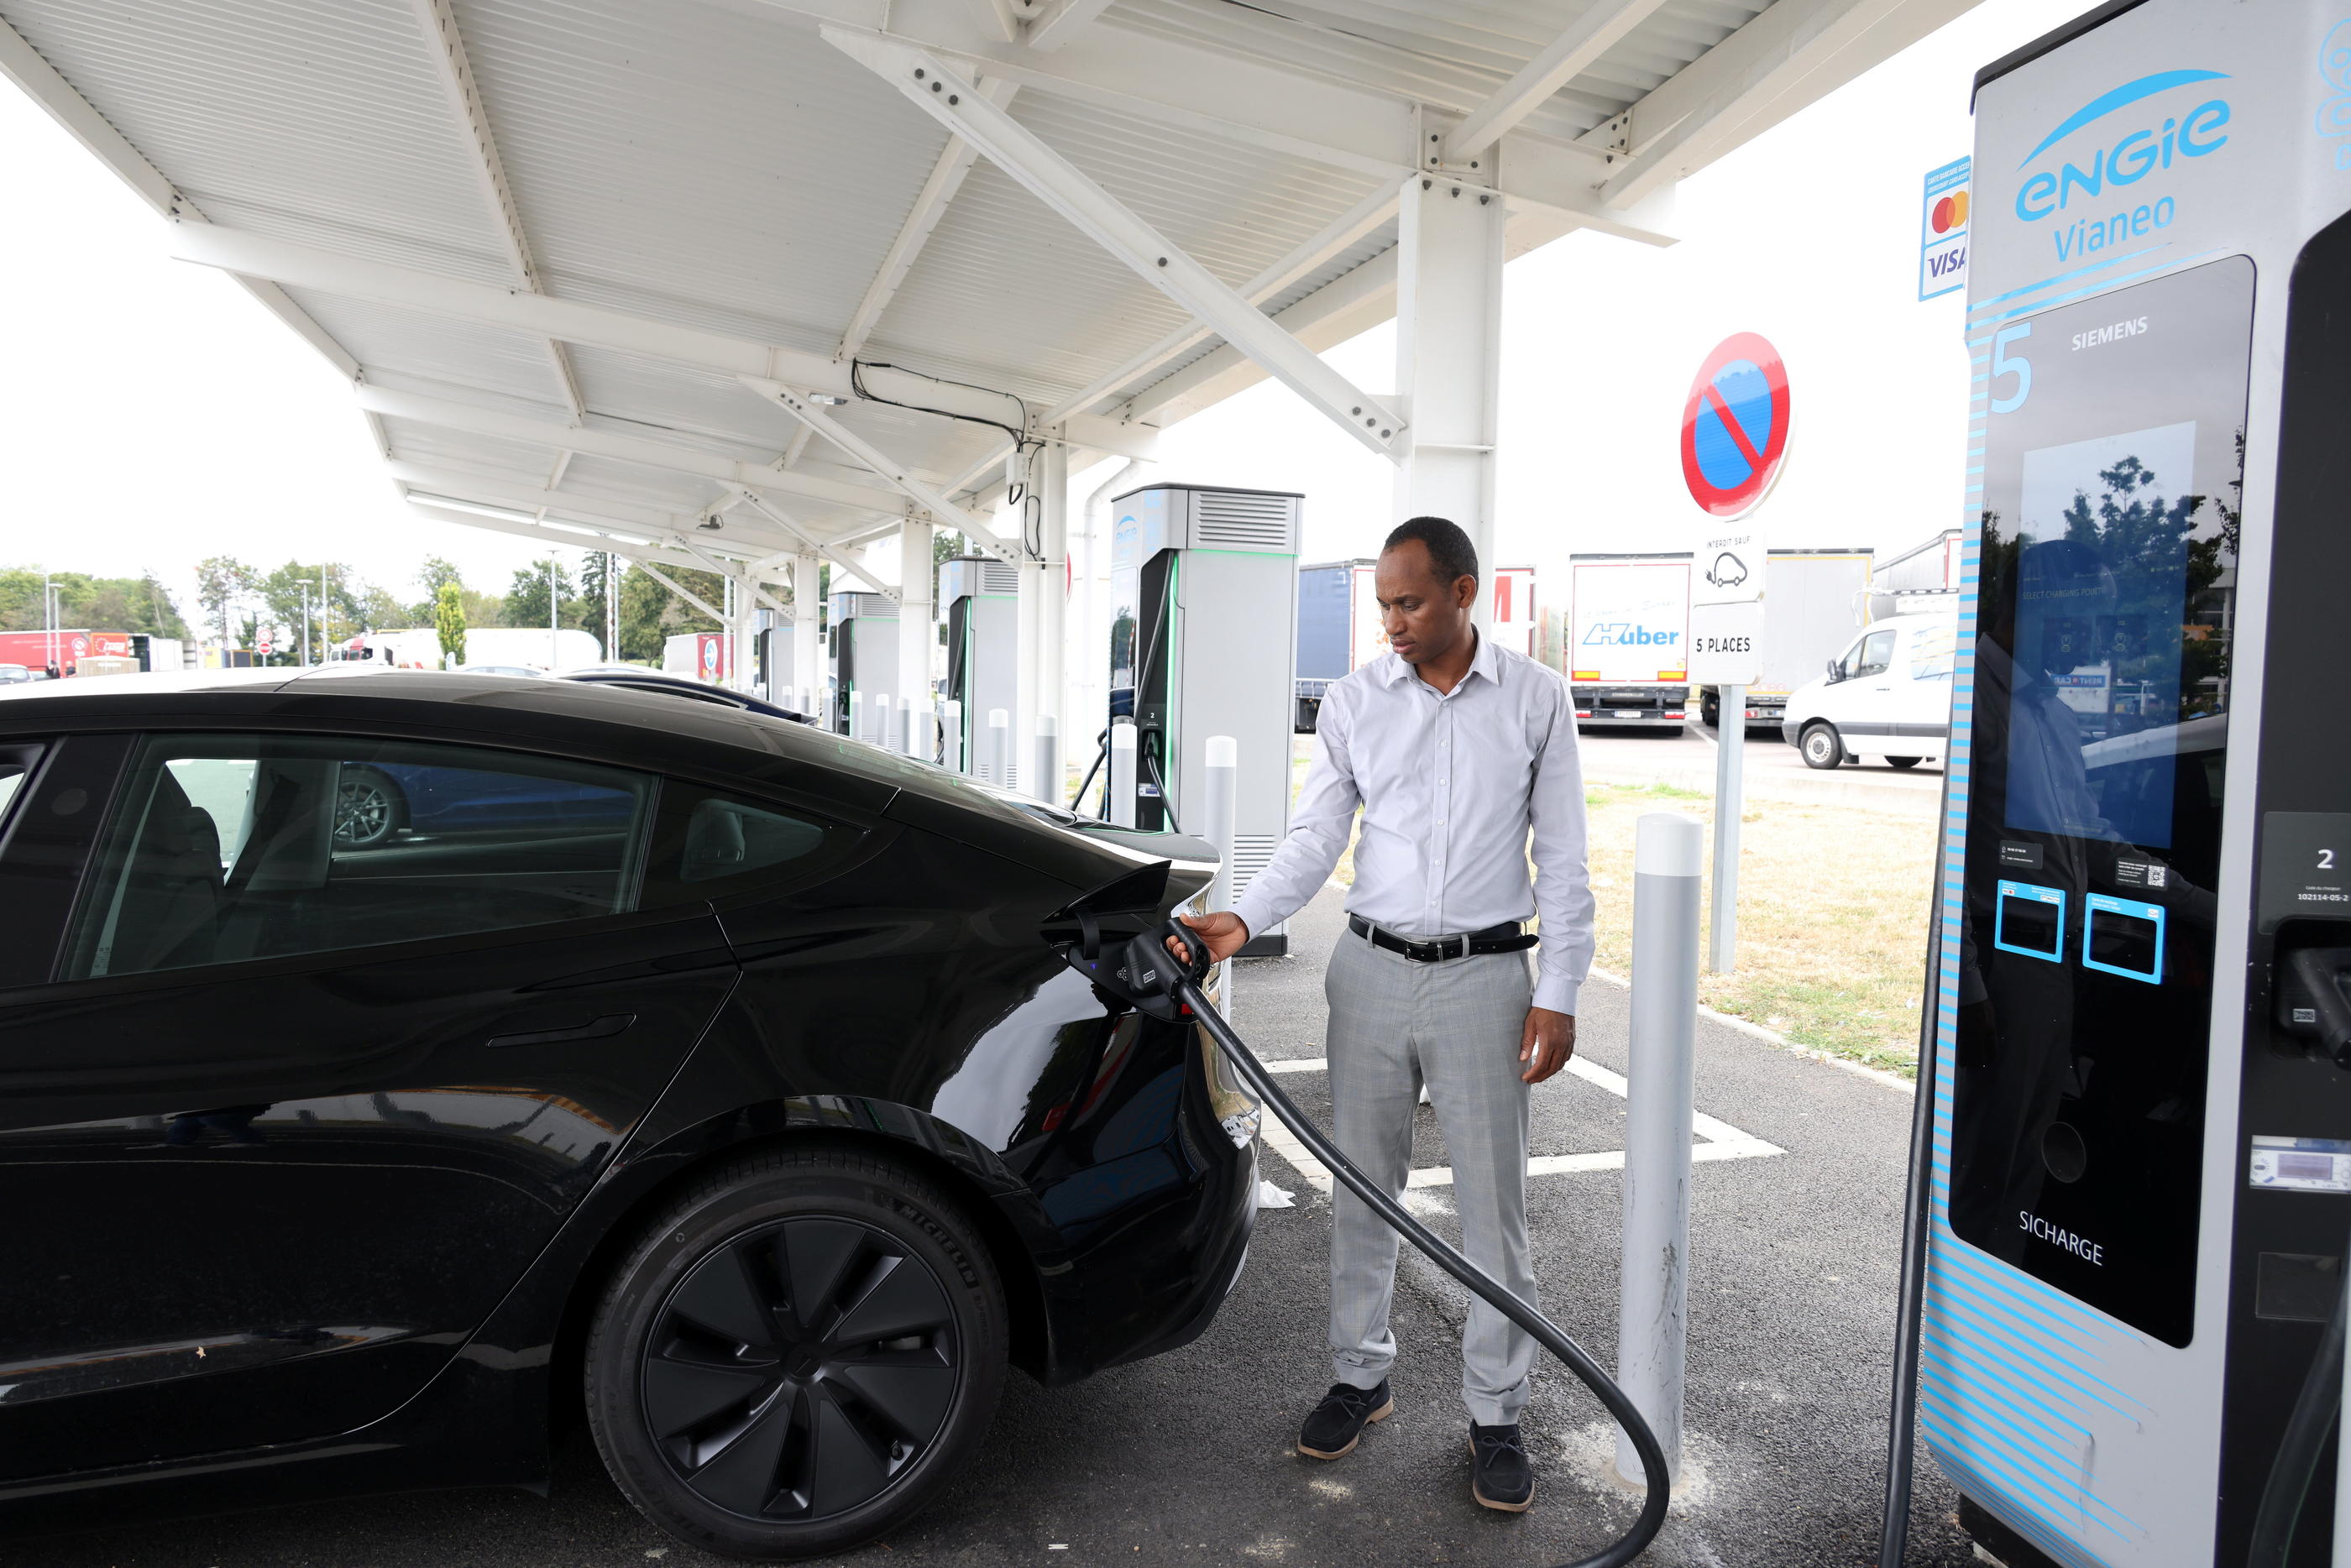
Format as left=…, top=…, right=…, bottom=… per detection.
left=1886, top=755, right=1923, bottom=770
left=586, top=1146, right=1007, bottom=1560
left=332, top=766, right=400, bottom=849
left=1799, top=724, right=1845, bottom=770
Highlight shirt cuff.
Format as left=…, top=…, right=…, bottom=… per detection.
left=1532, top=973, right=1582, bottom=1016
left=1230, top=890, right=1275, bottom=945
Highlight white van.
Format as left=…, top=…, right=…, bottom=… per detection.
left=1780, top=610, right=1957, bottom=770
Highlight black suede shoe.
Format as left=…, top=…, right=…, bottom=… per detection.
left=1469, top=1421, right=1534, bottom=1511
left=1296, top=1380, right=1393, bottom=1459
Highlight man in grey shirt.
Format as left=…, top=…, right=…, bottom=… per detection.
left=1176, top=515, right=1592, bottom=1512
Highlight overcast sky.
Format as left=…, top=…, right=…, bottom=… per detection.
left=0, top=0, right=2071, bottom=625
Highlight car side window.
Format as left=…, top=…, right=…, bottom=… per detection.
left=640, top=781, right=851, bottom=907
left=65, top=734, right=657, bottom=980
left=0, top=750, right=34, bottom=830
left=1853, top=630, right=1898, bottom=679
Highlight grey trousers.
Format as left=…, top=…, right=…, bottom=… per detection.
left=1324, top=925, right=1538, bottom=1426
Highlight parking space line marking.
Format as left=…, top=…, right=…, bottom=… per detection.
left=1248, top=1058, right=1783, bottom=1195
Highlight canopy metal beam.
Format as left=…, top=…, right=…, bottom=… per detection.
left=741, top=377, right=1017, bottom=559
left=783, top=73, right=1021, bottom=470
left=354, top=384, right=912, bottom=518
left=1036, top=180, right=1399, bottom=426
left=1599, top=0, right=1972, bottom=206
left=409, top=0, right=585, bottom=421
left=829, top=25, right=1411, bottom=463
left=165, top=225, right=1157, bottom=457
left=735, top=491, right=902, bottom=600
left=1442, top=0, right=1672, bottom=162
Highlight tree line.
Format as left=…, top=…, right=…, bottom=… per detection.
left=0, top=544, right=882, bottom=666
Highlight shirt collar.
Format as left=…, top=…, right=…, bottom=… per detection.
left=1378, top=628, right=1500, bottom=692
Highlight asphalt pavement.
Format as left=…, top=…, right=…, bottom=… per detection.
left=24, top=887, right=1975, bottom=1568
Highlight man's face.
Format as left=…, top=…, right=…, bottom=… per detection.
left=1375, top=541, right=1476, bottom=666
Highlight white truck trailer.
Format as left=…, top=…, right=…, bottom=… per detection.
left=1697, top=547, right=1874, bottom=735
left=1562, top=552, right=1690, bottom=729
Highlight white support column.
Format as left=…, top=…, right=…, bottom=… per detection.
left=1034, top=436, right=1070, bottom=798
left=1392, top=173, right=1506, bottom=630
left=793, top=552, right=823, bottom=713
left=898, top=515, right=935, bottom=759
left=732, top=571, right=758, bottom=694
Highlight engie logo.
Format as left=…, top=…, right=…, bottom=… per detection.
left=1581, top=623, right=1680, bottom=648
left=2013, top=70, right=2231, bottom=253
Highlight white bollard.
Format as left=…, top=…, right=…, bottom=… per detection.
left=873, top=692, right=891, bottom=749
left=1204, top=734, right=1238, bottom=1005
left=847, top=689, right=861, bottom=741
left=1108, top=719, right=1138, bottom=828
left=1035, top=714, right=1059, bottom=807
left=944, top=699, right=965, bottom=774
left=987, top=708, right=1009, bottom=788
left=1616, top=810, right=1703, bottom=1488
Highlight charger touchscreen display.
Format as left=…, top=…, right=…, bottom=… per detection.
left=1949, top=255, right=2251, bottom=1346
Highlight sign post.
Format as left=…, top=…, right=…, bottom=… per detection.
left=1681, top=333, right=1790, bottom=977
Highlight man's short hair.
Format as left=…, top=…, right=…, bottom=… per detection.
left=1384, top=515, right=1479, bottom=587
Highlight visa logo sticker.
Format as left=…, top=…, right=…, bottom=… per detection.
left=1919, top=156, right=1970, bottom=301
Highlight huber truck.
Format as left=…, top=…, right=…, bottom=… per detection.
left=1560, top=552, right=1689, bottom=729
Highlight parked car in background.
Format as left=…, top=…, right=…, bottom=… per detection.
left=0, top=666, right=31, bottom=684
left=1782, top=607, right=1958, bottom=769
left=0, top=668, right=1254, bottom=1559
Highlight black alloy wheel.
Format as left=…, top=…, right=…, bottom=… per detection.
left=588, top=1147, right=1007, bottom=1560
left=332, top=768, right=399, bottom=849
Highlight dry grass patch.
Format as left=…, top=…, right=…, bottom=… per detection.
left=1583, top=782, right=1935, bottom=1074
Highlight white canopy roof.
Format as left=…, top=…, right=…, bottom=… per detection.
left=0, top=0, right=1975, bottom=588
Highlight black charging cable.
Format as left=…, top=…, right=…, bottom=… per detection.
left=1076, top=919, right=1673, bottom=1567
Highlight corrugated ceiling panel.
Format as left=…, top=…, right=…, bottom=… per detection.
left=384, top=420, right=567, bottom=477
left=458, top=0, right=949, bottom=357
left=547, top=453, right=731, bottom=515
left=3, top=0, right=507, bottom=280
left=1107, top=0, right=1764, bottom=141
left=285, top=289, right=563, bottom=406
left=874, top=90, right=1381, bottom=410
left=563, top=346, right=799, bottom=452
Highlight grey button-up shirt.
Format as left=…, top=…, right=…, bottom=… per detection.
left=1233, top=630, right=1594, bottom=1014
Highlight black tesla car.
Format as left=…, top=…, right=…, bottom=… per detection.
left=0, top=669, right=1255, bottom=1559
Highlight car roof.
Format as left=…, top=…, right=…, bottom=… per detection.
left=0, top=665, right=1176, bottom=891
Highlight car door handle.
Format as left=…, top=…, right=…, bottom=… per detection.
left=486, top=1012, right=636, bottom=1048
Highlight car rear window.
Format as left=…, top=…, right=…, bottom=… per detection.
left=65, top=734, right=656, bottom=980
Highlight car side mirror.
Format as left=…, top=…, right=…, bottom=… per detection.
left=1825, top=656, right=1844, bottom=683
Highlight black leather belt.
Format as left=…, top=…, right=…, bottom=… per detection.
left=1348, top=915, right=1538, bottom=963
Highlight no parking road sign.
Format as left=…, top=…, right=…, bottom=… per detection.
left=1679, top=332, right=1790, bottom=520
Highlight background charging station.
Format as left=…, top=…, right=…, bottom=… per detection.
left=939, top=554, right=1021, bottom=782
left=826, top=589, right=898, bottom=740
left=1108, top=483, right=1300, bottom=957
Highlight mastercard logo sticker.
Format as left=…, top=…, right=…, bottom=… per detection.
left=1929, top=189, right=1970, bottom=234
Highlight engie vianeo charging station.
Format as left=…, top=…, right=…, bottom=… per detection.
left=1887, top=3, right=2351, bottom=1564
